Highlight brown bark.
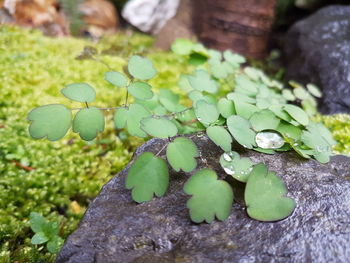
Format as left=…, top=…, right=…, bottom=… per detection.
left=193, top=0, right=277, bottom=59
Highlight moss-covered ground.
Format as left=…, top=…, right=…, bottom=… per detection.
left=0, top=26, right=348, bottom=262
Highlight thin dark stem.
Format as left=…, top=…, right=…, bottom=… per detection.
left=155, top=143, right=169, bottom=157
left=157, top=107, right=193, bottom=119
left=91, top=56, right=112, bottom=70
left=124, top=90, right=129, bottom=106
left=85, top=102, right=89, bottom=108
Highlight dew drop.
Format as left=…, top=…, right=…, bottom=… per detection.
left=223, top=167, right=235, bottom=175
left=255, top=131, right=285, bottom=149
left=223, top=153, right=232, bottom=162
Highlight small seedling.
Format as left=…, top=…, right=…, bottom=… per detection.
left=29, top=212, right=64, bottom=253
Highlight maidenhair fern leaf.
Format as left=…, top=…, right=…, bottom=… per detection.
left=245, top=163, right=296, bottom=221
left=126, top=152, right=169, bottom=202
left=128, top=55, right=157, bottom=80
left=61, top=83, right=96, bottom=103
left=141, top=117, right=178, bottom=138
left=184, top=169, right=233, bottom=223
left=28, top=104, right=72, bottom=141
left=166, top=137, right=199, bottom=172
left=73, top=107, right=104, bottom=141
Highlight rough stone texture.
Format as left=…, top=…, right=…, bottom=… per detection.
left=57, top=134, right=350, bottom=263
left=285, top=5, right=350, bottom=114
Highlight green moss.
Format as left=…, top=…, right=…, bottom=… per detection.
left=314, top=114, right=350, bottom=156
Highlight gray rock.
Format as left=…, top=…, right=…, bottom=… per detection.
left=122, top=0, right=180, bottom=34
left=57, top=134, right=350, bottom=263
left=284, top=5, right=350, bottom=114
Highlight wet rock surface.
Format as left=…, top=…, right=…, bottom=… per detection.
left=57, top=134, right=350, bottom=263
left=285, top=5, right=350, bottom=114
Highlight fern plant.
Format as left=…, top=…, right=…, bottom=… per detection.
left=27, top=42, right=336, bottom=223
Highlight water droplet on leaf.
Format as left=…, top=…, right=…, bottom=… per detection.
left=223, top=153, right=232, bottom=162
left=255, top=131, right=285, bottom=149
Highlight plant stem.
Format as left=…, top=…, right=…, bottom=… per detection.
left=91, top=56, right=112, bottom=70
left=124, top=90, right=129, bottom=106
left=155, top=143, right=169, bottom=157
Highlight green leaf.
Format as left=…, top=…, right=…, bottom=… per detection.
left=194, top=100, right=219, bottom=126
left=234, top=101, right=259, bottom=119
left=166, top=137, right=199, bottom=172
left=126, top=152, right=169, bottom=202
left=188, top=70, right=217, bottom=94
left=282, top=89, right=296, bottom=101
left=217, top=98, right=236, bottom=118
left=114, top=107, right=128, bottom=128
left=206, top=126, right=232, bottom=152
left=208, top=49, right=222, bottom=61
left=184, top=169, right=234, bottom=223
left=73, top=107, right=104, bottom=141
left=243, top=67, right=262, bottom=81
left=245, top=163, right=296, bottom=221
left=105, top=71, right=128, bottom=88
left=227, top=93, right=258, bottom=119
left=227, top=92, right=256, bottom=104
left=276, top=121, right=302, bottom=141
left=188, top=52, right=208, bottom=66
left=301, top=123, right=335, bottom=163
left=269, top=105, right=292, bottom=123
left=128, top=82, right=153, bottom=100
left=135, top=94, right=167, bottom=115
left=284, top=105, right=309, bottom=126
left=235, top=75, right=258, bottom=97
left=28, top=104, right=72, bottom=141
left=223, top=50, right=246, bottom=65
left=46, top=236, right=64, bottom=254
left=61, top=83, right=96, bottom=103
left=253, top=147, right=276, bottom=154
left=249, top=109, right=280, bottom=132
left=113, top=104, right=151, bottom=137
left=141, top=117, right=178, bottom=138
left=178, top=74, right=193, bottom=93
left=289, top=80, right=303, bottom=89
left=158, top=89, right=186, bottom=113
left=46, top=221, right=59, bottom=237
left=227, top=115, right=256, bottom=149
left=312, top=122, right=337, bottom=146
left=219, top=151, right=254, bottom=182
left=31, top=232, right=49, bottom=245
left=293, top=87, right=309, bottom=100
left=306, top=84, right=322, bottom=98
left=171, top=38, right=194, bottom=55
left=301, top=99, right=318, bottom=116
left=128, top=55, right=157, bottom=80
left=29, top=212, right=48, bottom=233
left=210, top=61, right=234, bottom=79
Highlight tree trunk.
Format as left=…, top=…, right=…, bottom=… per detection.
left=193, top=0, right=277, bottom=59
